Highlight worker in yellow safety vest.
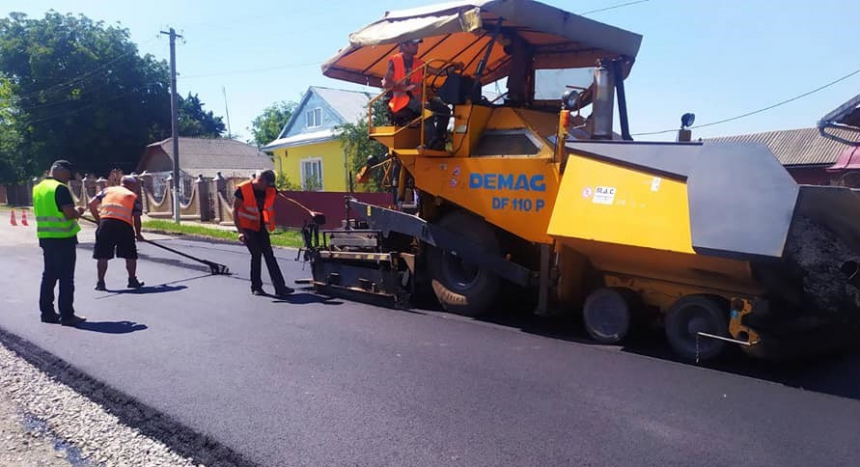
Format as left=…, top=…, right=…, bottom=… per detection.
left=382, top=39, right=464, bottom=150
left=232, top=169, right=294, bottom=298
left=89, top=175, right=145, bottom=291
left=32, top=160, right=87, bottom=327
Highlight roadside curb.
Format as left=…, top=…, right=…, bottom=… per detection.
left=141, top=228, right=300, bottom=251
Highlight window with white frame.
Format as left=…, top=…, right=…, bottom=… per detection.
left=300, top=158, right=323, bottom=191
left=306, top=108, right=322, bottom=128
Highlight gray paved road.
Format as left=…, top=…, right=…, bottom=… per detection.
left=2, top=231, right=860, bottom=467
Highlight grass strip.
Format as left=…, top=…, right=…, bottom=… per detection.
left=142, top=219, right=303, bottom=248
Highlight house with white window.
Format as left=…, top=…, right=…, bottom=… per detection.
left=262, top=86, right=372, bottom=191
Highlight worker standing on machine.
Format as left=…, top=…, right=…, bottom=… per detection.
left=90, top=175, right=145, bottom=291
left=233, top=170, right=294, bottom=298
left=382, top=39, right=463, bottom=150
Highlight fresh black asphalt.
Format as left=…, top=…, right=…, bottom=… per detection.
left=2, top=237, right=860, bottom=467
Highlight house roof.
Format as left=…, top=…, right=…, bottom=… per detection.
left=264, top=86, right=371, bottom=151
left=262, top=129, right=337, bottom=151
left=139, top=137, right=273, bottom=179
left=704, top=127, right=859, bottom=166
left=313, top=86, right=372, bottom=124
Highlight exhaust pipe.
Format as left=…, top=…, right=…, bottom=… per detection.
left=591, top=63, right=615, bottom=140
left=840, top=260, right=860, bottom=289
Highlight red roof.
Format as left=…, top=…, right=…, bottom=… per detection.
left=826, top=146, right=860, bottom=172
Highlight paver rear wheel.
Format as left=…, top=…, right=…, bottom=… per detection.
left=582, top=287, right=635, bottom=344
left=665, top=295, right=729, bottom=362
left=427, top=210, right=500, bottom=317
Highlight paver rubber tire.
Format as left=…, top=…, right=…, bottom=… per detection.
left=665, top=295, right=729, bottom=362
left=582, top=287, right=634, bottom=344
left=427, top=210, right=500, bottom=317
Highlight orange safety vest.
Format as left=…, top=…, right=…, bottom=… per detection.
left=236, top=181, right=276, bottom=232
left=389, top=53, right=424, bottom=113
left=99, top=186, right=137, bottom=226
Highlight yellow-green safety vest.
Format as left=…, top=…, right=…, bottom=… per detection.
left=32, top=178, right=81, bottom=239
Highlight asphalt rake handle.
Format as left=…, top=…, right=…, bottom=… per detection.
left=140, top=239, right=231, bottom=275
left=80, top=217, right=231, bottom=275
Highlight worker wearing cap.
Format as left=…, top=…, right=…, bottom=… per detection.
left=233, top=169, right=293, bottom=298
left=89, top=175, right=145, bottom=291
left=32, top=160, right=88, bottom=327
left=382, top=39, right=464, bottom=150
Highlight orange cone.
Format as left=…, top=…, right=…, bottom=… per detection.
left=20, top=210, right=28, bottom=226
left=9, top=210, right=16, bottom=226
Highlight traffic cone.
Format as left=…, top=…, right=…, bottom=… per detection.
left=9, top=210, right=17, bottom=226
left=20, top=210, right=28, bottom=226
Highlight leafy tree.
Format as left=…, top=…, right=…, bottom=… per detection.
left=249, top=100, right=297, bottom=148
left=177, top=92, right=225, bottom=138
left=0, top=76, right=25, bottom=182
left=0, top=11, right=225, bottom=181
left=336, top=98, right=388, bottom=193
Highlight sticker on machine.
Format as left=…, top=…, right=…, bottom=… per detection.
left=581, top=187, right=593, bottom=198
left=651, top=177, right=661, bottom=192
left=592, top=186, right=616, bottom=205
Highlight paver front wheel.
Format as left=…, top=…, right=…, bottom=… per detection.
left=427, top=210, right=500, bottom=317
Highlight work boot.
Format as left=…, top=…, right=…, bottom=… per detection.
left=428, top=136, right=446, bottom=151
left=40, top=312, right=61, bottom=324
left=251, top=288, right=267, bottom=296
left=275, top=286, right=295, bottom=299
left=60, top=315, right=87, bottom=327
left=94, top=280, right=106, bottom=291
left=127, top=277, right=144, bottom=289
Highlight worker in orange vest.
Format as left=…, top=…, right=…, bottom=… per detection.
left=89, top=175, right=145, bottom=291
left=382, top=39, right=463, bottom=150
left=232, top=170, right=293, bottom=298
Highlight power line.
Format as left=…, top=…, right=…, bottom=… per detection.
left=19, top=83, right=164, bottom=126
left=633, top=65, right=860, bottom=136
left=178, top=61, right=321, bottom=80
left=580, top=0, right=650, bottom=15
left=4, top=36, right=160, bottom=104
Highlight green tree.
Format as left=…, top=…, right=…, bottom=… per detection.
left=336, top=98, right=388, bottom=193
left=0, top=76, right=25, bottom=182
left=0, top=11, right=225, bottom=180
left=275, top=172, right=300, bottom=191
left=177, top=92, right=225, bottom=138
left=249, top=100, right=297, bottom=148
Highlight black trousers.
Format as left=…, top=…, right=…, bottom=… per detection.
left=39, top=238, right=77, bottom=318
left=242, top=228, right=286, bottom=291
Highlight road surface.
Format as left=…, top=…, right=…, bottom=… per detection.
left=1, top=219, right=860, bottom=467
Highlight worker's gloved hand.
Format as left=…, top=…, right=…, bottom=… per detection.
left=238, top=233, right=245, bottom=244
left=75, top=206, right=86, bottom=216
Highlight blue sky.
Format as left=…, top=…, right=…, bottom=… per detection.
left=4, top=0, right=860, bottom=143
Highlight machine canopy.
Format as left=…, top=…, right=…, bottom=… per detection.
left=321, top=0, right=643, bottom=100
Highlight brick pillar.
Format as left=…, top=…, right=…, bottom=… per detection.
left=166, top=173, right=175, bottom=219
left=139, top=172, right=153, bottom=213
left=214, top=172, right=226, bottom=223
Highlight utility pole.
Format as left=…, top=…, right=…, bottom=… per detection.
left=161, top=27, right=183, bottom=224
left=223, top=86, right=233, bottom=139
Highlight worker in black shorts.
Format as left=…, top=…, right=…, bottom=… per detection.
left=89, top=175, right=145, bottom=291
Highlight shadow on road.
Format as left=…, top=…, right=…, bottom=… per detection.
left=102, top=284, right=189, bottom=295
left=273, top=293, right=343, bottom=305
left=74, top=320, right=148, bottom=334
left=94, top=274, right=213, bottom=299
left=472, top=305, right=860, bottom=403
